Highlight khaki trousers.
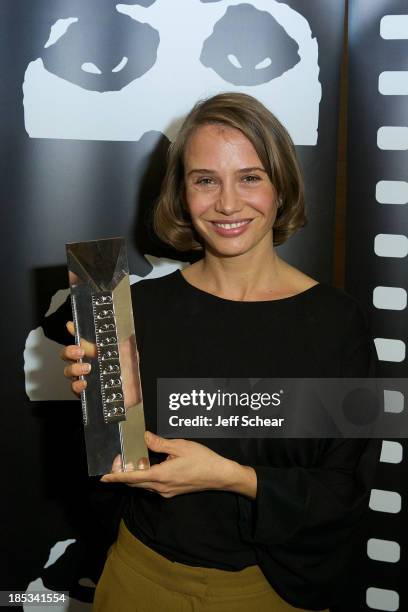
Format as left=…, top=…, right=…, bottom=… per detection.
left=93, top=520, right=326, bottom=612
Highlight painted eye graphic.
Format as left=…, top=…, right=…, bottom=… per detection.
left=200, top=4, right=300, bottom=86
left=23, top=1, right=320, bottom=144
left=81, top=56, right=129, bottom=75
left=41, top=5, right=159, bottom=92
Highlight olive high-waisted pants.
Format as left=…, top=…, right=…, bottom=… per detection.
left=93, top=520, right=325, bottom=612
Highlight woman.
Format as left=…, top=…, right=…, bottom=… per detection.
left=62, top=93, right=378, bottom=611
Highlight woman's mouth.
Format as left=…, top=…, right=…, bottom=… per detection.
left=210, top=219, right=252, bottom=237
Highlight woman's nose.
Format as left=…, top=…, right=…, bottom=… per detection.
left=214, top=184, right=243, bottom=215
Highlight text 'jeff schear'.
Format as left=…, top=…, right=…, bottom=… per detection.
left=168, top=415, right=285, bottom=427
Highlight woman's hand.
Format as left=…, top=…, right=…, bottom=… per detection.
left=60, top=321, right=141, bottom=407
left=101, top=431, right=257, bottom=499
left=60, top=321, right=96, bottom=396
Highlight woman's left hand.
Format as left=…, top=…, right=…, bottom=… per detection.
left=101, top=431, right=257, bottom=499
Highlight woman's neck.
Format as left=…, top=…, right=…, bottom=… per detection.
left=186, top=246, right=294, bottom=302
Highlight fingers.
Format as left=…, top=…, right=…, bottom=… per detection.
left=64, top=321, right=97, bottom=359
left=66, top=321, right=75, bottom=337
left=62, top=351, right=90, bottom=396
left=101, top=458, right=173, bottom=494
left=61, top=322, right=95, bottom=398
left=101, top=463, right=160, bottom=484
left=72, top=378, right=87, bottom=394
left=66, top=365, right=89, bottom=396
left=79, top=337, right=97, bottom=359
left=111, top=454, right=124, bottom=473
left=63, top=361, right=91, bottom=379
left=144, top=431, right=183, bottom=455
left=60, top=345, right=84, bottom=363
left=137, top=456, right=150, bottom=470
left=110, top=454, right=150, bottom=475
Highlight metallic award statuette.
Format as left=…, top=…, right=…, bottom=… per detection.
left=66, top=237, right=149, bottom=476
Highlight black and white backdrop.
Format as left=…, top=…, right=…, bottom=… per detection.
left=0, top=0, right=405, bottom=610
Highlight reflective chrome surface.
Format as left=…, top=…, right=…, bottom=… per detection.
left=66, top=237, right=149, bottom=476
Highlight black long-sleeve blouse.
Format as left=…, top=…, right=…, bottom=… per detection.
left=120, top=270, right=380, bottom=611
left=43, top=268, right=379, bottom=610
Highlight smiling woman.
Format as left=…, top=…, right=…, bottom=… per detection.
left=61, top=92, right=379, bottom=612
left=183, top=124, right=278, bottom=257
left=153, top=92, right=314, bottom=301
left=154, top=92, right=306, bottom=253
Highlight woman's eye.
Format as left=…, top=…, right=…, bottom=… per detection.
left=242, top=175, right=261, bottom=183
left=195, top=177, right=215, bottom=185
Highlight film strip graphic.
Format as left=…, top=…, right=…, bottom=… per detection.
left=92, top=292, right=126, bottom=423
left=349, top=5, right=408, bottom=611
left=365, top=12, right=407, bottom=612
left=348, top=3, right=408, bottom=610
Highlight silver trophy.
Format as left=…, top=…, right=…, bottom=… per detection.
left=66, top=237, right=149, bottom=476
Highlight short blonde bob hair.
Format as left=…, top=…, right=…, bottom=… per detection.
left=153, top=92, right=306, bottom=250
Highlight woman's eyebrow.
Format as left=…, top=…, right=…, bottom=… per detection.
left=237, top=166, right=267, bottom=173
left=187, top=166, right=267, bottom=176
left=187, top=168, right=216, bottom=175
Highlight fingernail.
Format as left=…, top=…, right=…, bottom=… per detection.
left=137, top=458, right=149, bottom=470
left=83, top=363, right=91, bottom=373
left=144, top=431, right=151, bottom=444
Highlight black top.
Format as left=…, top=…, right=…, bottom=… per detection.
left=121, top=270, right=379, bottom=610
left=42, top=269, right=379, bottom=610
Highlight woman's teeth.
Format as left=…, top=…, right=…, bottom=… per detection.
left=213, top=220, right=251, bottom=229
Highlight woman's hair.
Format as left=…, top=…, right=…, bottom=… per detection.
left=153, top=92, right=306, bottom=250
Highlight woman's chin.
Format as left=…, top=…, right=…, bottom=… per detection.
left=204, top=240, right=252, bottom=259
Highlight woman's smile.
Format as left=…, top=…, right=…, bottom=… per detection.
left=209, top=218, right=253, bottom=236
left=184, top=123, right=278, bottom=258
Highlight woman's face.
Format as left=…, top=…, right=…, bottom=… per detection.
left=183, top=124, right=278, bottom=258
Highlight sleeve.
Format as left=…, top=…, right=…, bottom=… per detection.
left=41, top=294, right=74, bottom=345
left=237, top=299, right=381, bottom=611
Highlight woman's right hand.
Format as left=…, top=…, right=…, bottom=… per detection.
left=60, top=321, right=97, bottom=397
